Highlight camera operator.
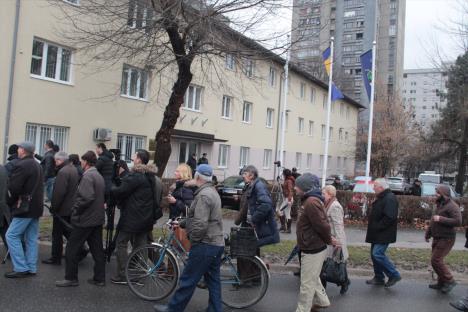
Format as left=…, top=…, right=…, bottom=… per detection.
left=110, top=149, right=163, bottom=284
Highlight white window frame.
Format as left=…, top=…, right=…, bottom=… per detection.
left=121, top=64, right=149, bottom=101
left=300, top=82, right=306, bottom=99
left=30, top=38, right=73, bottom=84
left=25, top=123, right=70, bottom=156
left=346, top=106, right=350, bottom=119
left=225, top=53, right=235, bottom=70
left=243, top=58, right=255, bottom=78
left=239, top=146, right=250, bottom=168
left=117, top=133, right=146, bottom=162
left=242, top=101, right=253, bottom=123
left=310, top=87, right=316, bottom=103
left=295, top=152, right=302, bottom=169
left=340, top=103, right=345, bottom=116
left=321, top=124, right=326, bottom=140
left=217, top=144, right=230, bottom=168
left=63, top=0, right=79, bottom=5
left=183, top=85, right=203, bottom=111
left=329, top=127, right=333, bottom=141
left=263, top=149, right=272, bottom=169
left=127, top=0, right=150, bottom=29
left=306, top=153, right=312, bottom=169
left=268, top=67, right=276, bottom=87
left=221, top=95, right=232, bottom=119
left=298, top=117, right=304, bottom=134
left=266, top=108, right=274, bottom=128
left=308, top=121, right=314, bottom=137
left=339, top=128, right=343, bottom=141
left=319, top=155, right=324, bottom=169
left=337, top=156, right=342, bottom=171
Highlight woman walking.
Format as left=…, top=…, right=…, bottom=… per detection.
left=167, top=164, right=196, bottom=220
left=322, top=185, right=350, bottom=294
left=278, top=169, right=295, bottom=233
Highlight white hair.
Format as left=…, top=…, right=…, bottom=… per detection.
left=195, top=172, right=212, bottom=183
left=54, top=151, right=69, bottom=161
left=374, top=178, right=389, bottom=189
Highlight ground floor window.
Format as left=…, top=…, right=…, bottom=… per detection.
left=25, top=123, right=69, bottom=155
left=117, top=133, right=146, bottom=162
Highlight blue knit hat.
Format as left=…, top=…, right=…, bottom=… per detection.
left=295, top=173, right=320, bottom=192
left=196, top=164, right=213, bottom=177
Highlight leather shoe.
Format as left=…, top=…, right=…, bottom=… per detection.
left=5, top=271, right=30, bottom=278
left=42, top=258, right=61, bottom=265
left=366, top=277, right=385, bottom=285
left=385, top=275, right=402, bottom=288
left=450, top=299, right=468, bottom=312
left=429, top=282, right=443, bottom=290
left=441, top=281, right=457, bottom=294
left=87, top=278, right=105, bottom=287
left=56, top=279, right=79, bottom=287
left=153, top=304, right=170, bottom=312
left=340, top=279, right=350, bottom=294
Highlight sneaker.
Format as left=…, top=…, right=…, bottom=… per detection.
left=449, top=299, right=468, bottom=312
left=56, top=279, right=79, bottom=287
left=441, top=281, right=457, bottom=294
left=366, top=277, right=385, bottom=286
left=429, top=282, right=443, bottom=290
left=110, top=277, right=127, bottom=285
left=385, top=275, right=402, bottom=288
left=87, top=278, right=105, bottom=287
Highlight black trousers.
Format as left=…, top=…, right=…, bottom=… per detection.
left=51, top=216, right=72, bottom=261
left=65, top=225, right=105, bottom=282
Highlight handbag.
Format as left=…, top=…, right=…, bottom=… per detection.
left=174, top=226, right=191, bottom=252
left=11, top=195, right=32, bottom=217
left=320, top=247, right=348, bottom=285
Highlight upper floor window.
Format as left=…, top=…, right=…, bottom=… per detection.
left=225, top=54, right=235, bottom=70
left=121, top=64, right=148, bottom=100
left=310, top=87, right=316, bottom=103
left=221, top=95, right=232, bottom=119
left=268, top=67, right=276, bottom=87
left=346, top=106, right=350, bottom=119
left=308, top=121, right=314, bottom=136
left=298, top=118, right=305, bottom=134
left=127, top=0, right=154, bottom=30
left=64, top=0, right=79, bottom=4
left=30, top=39, right=72, bottom=83
left=184, top=85, right=203, bottom=111
left=266, top=108, right=274, bottom=128
left=321, top=124, right=326, bottom=140
left=243, top=58, right=254, bottom=78
left=300, top=82, right=306, bottom=99
left=242, top=101, right=253, bottom=123
left=218, top=144, right=230, bottom=168
left=239, top=146, right=250, bottom=167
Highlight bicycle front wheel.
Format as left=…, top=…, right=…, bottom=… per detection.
left=220, top=255, right=270, bottom=309
left=125, top=244, right=179, bottom=301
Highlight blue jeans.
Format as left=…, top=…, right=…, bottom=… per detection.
left=6, top=218, right=39, bottom=273
left=371, top=243, right=400, bottom=280
left=45, top=177, right=55, bottom=202
left=168, top=243, right=224, bottom=312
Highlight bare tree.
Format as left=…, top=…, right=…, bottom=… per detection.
left=51, top=0, right=291, bottom=176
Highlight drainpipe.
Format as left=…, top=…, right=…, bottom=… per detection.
left=273, top=67, right=284, bottom=181
left=3, top=0, right=21, bottom=163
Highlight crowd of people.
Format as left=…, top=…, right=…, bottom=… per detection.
left=0, top=140, right=466, bottom=312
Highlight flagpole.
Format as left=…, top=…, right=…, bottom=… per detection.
left=279, top=35, right=290, bottom=168
left=322, top=37, right=334, bottom=188
left=364, top=41, right=377, bottom=192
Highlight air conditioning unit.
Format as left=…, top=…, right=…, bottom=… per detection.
left=93, top=128, right=112, bottom=142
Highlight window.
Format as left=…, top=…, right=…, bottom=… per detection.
left=239, top=147, right=250, bottom=167
left=389, top=25, right=396, bottom=36
left=25, top=123, right=70, bottom=156
left=268, top=67, right=276, bottom=87
left=221, top=95, right=232, bottom=119
left=242, top=101, right=253, bottom=123
left=310, top=87, right=316, bottom=103
left=340, top=103, right=345, bottom=116
left=329, top=127, right=333, bottom=141
left=346, top=106, right=350, bottom=119
left=337, top=156, right=342, bottom=171
left=345, top=131, right=349, bottom=142
left=225, top=53, right=235, bottom=70
left=300, top=82, right=306, bottom=99
left=339, top=128, right=343, bottom=141
left=243, top=58, right=254, bottom=78
left=183, top=85, right=203, bottom=111
left=121, top=65, right=148, bottom=100
left=320, top=155, right=324, bottom=169
left=298, top=118, right=304, bottom=134
left=308, top=121, right=314, bottom=136
left=296, top=153, right=302, bottom=169
left=306, top=153, right=312, bottom=169
left=356, top=33, right=363, bottom=39
left=321, top=124, right=326, bottom=140
left=344, top=10, right=356, bottom=17
left=117, top=133, right=146, bottom=162
left=218, top=144, right=230, bottom=168
left=64, top=0, right=79, bottom=4
left=343, top=157, right=348, bottom=170
left=30, top=39, right=72, bottom=83
left=266, top=108, right=274, bottom=128
left=127, top=0, right=154, bottom=30
left=263, top=149, right=272, bottom=169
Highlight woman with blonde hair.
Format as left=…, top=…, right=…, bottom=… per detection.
left=322, top=184, right=350, bottom=294
left=167, top=163, right=196, bottom=219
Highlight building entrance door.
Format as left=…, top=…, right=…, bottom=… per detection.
left=179, top=141, right=198, bottom=164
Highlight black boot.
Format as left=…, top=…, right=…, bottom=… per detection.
left=286, top=219, right=292, bottom=233
left=278, top=216, right=286, bottom=232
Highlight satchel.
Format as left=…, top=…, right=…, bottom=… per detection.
left=174, top=226, right=191, bottom=252
left=320, top=247, right=348, bottom=285
left=11, top=195, right=32, bottom=217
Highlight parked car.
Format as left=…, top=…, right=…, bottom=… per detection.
left=419, top=182, right=464, bottom=214
left=216, top=175, right=269, bottom=210
left=347, top=177, right=374, bottom=219
left=387, top=177, right=411, bottom=194
left=325, top=175, right=353, bottom=190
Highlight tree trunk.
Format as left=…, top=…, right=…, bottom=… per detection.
left=153, top=61, right=193, bottom=177
left=455, top=118, right=467, bottom=194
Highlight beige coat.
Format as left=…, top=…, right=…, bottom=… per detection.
left=326, top=199, right=349, bottom=261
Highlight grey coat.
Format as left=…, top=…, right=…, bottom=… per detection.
left=51, top=162, right=80, bottom=217
left=186, top=182, right=224, bottom=247
left=326, top=199, right=349, bottom=261
left=0, top=165, right=10, bottom=228
left=71, top=167, right=105, bottom=228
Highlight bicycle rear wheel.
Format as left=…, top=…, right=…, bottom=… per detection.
left=125, top=244, right=179, bottom=301
left=220, top=255, right=269, bottom=309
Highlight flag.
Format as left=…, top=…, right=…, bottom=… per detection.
left=360, top=49, right=373, bottom=102
left=322, top=47, right=344, bottom=101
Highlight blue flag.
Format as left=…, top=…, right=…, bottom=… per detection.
left=360, top=49, right=372, bottom=102
left=331, top=83, right=344, bottom=101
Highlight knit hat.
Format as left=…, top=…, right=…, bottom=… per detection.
left=17, top=141, right=35, bottom=154
left=435, top=184, right=451, bottom=198
left=295, top=172, right=320, bottom=192
left=196, top=164, right=213, bottom=177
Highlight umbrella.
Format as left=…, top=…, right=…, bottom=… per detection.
left=284, top=245, right=300, bottom=265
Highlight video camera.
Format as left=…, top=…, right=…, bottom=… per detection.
left=274, top=160, right=281, bottom=168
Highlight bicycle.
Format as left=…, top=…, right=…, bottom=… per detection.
left=125, top=219, right=270, bottom=309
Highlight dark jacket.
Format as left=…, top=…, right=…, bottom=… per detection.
left=425, top=186, right=462, bottom=240
left=71, top=167, right=105, bottom=228
left=412, top=183, right=422, bottom=196
left=186, top=157, right=197, bottom=173
left=51, top=162, right=80, bottom=217
left=111, top=164, right=162, bottom=233
left=365, top=189, right=399, bottom=244
left=247, top=178, right=279, bottom=247
left=465, top=227, right=468, bottom=249
left=0, top=165, right=10, bottom=228
left=39, top=149, right=56, bottom=180
left=96, top=150, right=114, bottom=195
left=197, top=157, right=208, bottom=165
left=5, top=154, right=20, bottom=176
left=169, top=180, right=195, bottom=219
left=296, top=190, right=331, bottom=254
left=7, top=156, right=44, bottom=219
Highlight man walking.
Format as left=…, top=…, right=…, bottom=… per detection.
left=38, top=140, right=56, bottom=201
left=95, top=143, right=114, bottom=203
left=56, top=151, right=106, bottom=287
left=365, top=178, right=401, bottom=288
left=425, top=184, right=462, bottom=293
left=294, top=173, right=333, bottom=312
left=42, top=152, right=80, bottom=265
left=5, top=141, right=44, bottom=278
left=154, top=164, right=224, bottom=312
left=110, top=149, right=163, bottom=284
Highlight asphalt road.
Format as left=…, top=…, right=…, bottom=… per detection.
left=0, top=246, right=465, bottom=312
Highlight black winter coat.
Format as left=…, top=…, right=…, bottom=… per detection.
left=96, top=150, right=114, bottom=195
left=8, top=156, right=44, bottom=219
left=111, top=164, right=162, bottom=233
left=365, top=189, right=399, bottom=244
left=169, top=180, right=195, bottom=219
left=0, top=165, right=10, bottom=228
left=39, top=150, right=56, bottom=180
left=5, top=154, right=19, bottom=176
